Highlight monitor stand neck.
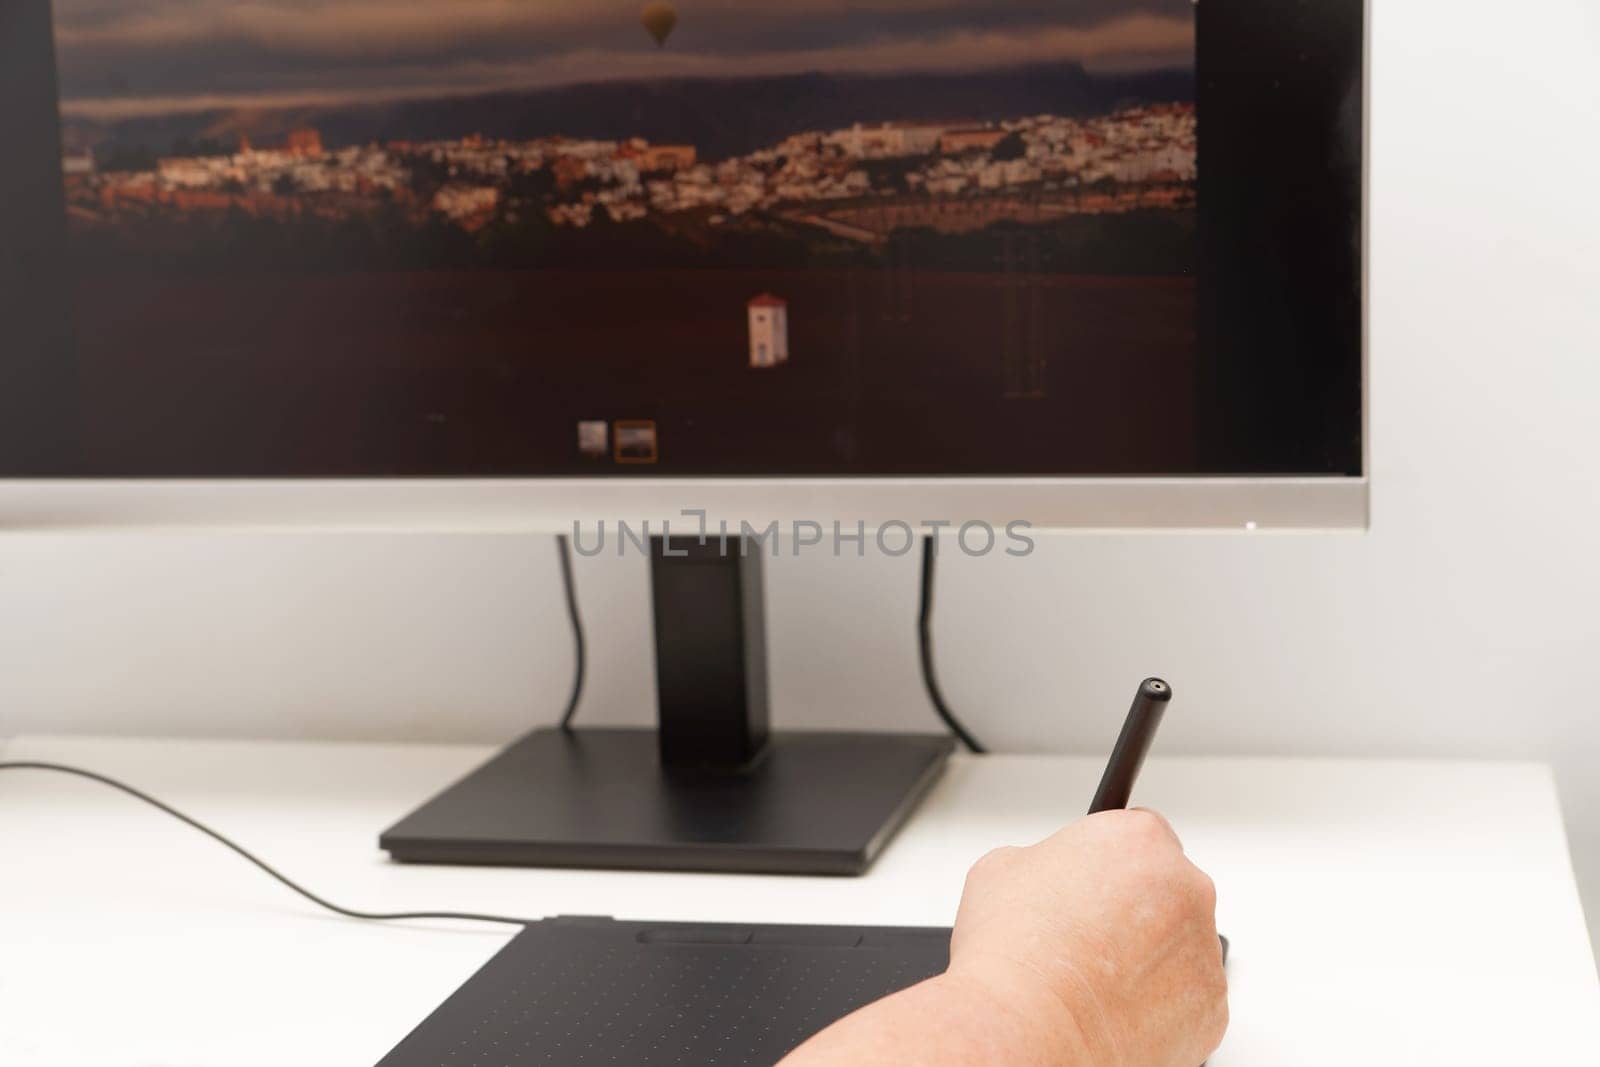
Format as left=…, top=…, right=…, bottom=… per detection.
left=651, top=535, right=771, bottom=775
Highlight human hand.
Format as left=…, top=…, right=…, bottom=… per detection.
left=945, top=808, right=1228, bottom=1067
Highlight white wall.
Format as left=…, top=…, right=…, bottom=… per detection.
left=3, top=0, right=1598, bottom=939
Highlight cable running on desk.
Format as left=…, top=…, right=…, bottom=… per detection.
left=0, top=761, right=540, bottom=927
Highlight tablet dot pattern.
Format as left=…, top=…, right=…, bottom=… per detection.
left=423, top=937, right=945, bottom=1066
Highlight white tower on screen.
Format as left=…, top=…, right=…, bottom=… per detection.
left=747, top=294, right=789, bottom=368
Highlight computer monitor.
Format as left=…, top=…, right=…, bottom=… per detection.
left=0, top=0, right=1365, bottom=871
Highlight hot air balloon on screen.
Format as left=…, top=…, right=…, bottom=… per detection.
left=641, top=2, right=678, bottom=47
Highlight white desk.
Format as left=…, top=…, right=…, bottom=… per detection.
left=1, top=735, right=1596, bottom=1066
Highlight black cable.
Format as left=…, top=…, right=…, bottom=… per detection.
left=555, top=533, right=588, bottom=732
left=559, top=532, right=972, bottom=751
left=0, top=761, right=539, bottom=927
left=917, top=536, right=988, bottom=754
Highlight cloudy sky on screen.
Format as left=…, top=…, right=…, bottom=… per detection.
left=53, top=0, right=1194, bottom=118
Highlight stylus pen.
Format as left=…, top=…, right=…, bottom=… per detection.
left=1087, top=678, right=1173, bottom=814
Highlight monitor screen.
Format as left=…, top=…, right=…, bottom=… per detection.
left=1, top=0, right=1363, bottom=479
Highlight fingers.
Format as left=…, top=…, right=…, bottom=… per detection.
left=979, top=810, right=1200, bottom=908
left=1050, top=806, right=1183, bottom=852
left=1123, top=807, right=1183, bottom=849
left=957, top=844, right=1023, bottom=900
left=1190, top=865, right=1218, bottom=914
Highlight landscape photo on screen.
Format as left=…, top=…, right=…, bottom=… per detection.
left=54, top=0, right=1198, bottom=476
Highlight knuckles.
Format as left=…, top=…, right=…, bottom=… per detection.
left=971, top=845, right=1022, bottom=876
left=1121, top=808, right=1175, bottom=839
left=1189, top=867, right=1218, bottom=913
left=964, top=845, right=1024, bottom=889
left=1141, top=863, right=1219, bottom=941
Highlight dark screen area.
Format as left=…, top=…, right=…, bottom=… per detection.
left=0, top=0, right=1362, bottom=479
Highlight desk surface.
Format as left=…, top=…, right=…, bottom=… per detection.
left=1, top=734, right=1596, bottom=1066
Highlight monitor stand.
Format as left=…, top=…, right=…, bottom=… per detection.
left=380, top=536, right=954, bottom=875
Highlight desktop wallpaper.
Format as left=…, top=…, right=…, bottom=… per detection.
left=51, top=0, right=1198, bottom=475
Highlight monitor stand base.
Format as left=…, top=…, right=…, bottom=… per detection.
left=380, top=727, right=954, bottom=875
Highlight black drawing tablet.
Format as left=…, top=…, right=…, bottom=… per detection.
left=376, top=916, right=952, bottom=1067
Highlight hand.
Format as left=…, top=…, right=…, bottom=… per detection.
left=947, top=808, right=1228, bottom=1067
left=781, top=808, right=1227, bottom=1067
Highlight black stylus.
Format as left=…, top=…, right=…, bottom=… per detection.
left=1088, top=677, right=1172, bottom=814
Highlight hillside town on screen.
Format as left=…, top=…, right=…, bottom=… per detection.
left=54, top=1, right=1200, bottom=476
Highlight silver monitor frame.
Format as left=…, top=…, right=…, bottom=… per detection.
left=0, top=474, right=1367, bottom=533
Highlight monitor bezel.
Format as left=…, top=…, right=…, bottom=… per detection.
left=0, top=475, right=1366, bottom=532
